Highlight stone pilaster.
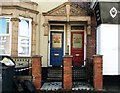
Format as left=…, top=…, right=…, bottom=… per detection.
left=11, top=18, right=20, bottom=57
left=63, top=55, right=73, bottom=89
left=43, top=22, right=49, bottom=36
left=32, top=21, right=37, bottom=55
left=66, top=4, right=70, bottom=22
left=93, top=55, right=103, bottom=90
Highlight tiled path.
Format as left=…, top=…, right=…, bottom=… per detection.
left=41, top=82, right=62, bottom=90
left=40, top=82, right=120, bottom=93
left=41, top=82, right=93, bottom=91
left=72, top=82, right=93, bottom=90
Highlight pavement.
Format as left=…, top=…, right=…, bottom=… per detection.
left=39, top=90, right=120, bottom=93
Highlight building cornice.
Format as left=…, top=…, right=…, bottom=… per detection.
left=1, top=5, right=39, bottom=14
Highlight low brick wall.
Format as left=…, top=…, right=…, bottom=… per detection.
left=32, top=55, right=42, bottom=89
left=93, top=55, right=103, bottom=90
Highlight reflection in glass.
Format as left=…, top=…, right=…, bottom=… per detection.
left=72, top=34, right=82, bottom=48
left=0, top=17, right=11, bottom=55
left=18, top=19, right=31, bottom=56
left=52, top=33, right=62, bottom=48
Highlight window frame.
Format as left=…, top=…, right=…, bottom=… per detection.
left=18, top=17, right=32, bottom=57
left=70, top=24, right=85, bottom=31
left=0, top=17, right=12, bottom=56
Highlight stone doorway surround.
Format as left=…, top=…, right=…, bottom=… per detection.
left=42, top=2, right=91, bottom=36
left=42, top=2, right=92, bottom=67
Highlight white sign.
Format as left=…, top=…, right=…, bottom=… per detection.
left=109, top=7, right=117, bottom=18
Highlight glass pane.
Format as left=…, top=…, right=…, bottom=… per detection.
left=0, top=36, right=10, bottom=54
left=19, top=19, right=29, bottom=36
left=72, top=34, right=82, bottom=48
left=18, top=37, right=29, bottom=55
left=50, top=25, right=64, bottom=30
left=18, top=18, right=31, bottom=56
left=52, top=33, right=62, bottom=48
left=71, top=25, right=84, bottom=30
left=0, top=18, right=7, bottom=34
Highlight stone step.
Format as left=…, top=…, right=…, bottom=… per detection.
left=47, top=67, right=62, bottom=81
left=72, top=67, right=87, bottom=80
left=47, top=67, right=87, bottom=81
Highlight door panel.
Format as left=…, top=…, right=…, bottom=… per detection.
left=50, top=32, right=64, bottom=66
left=71, top=32, right=84, bottom=66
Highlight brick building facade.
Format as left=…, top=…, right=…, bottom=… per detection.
left=1, top=0, right=119, bottom=91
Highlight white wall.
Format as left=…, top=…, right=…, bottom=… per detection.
left=97, top=24, right=119, bottom=75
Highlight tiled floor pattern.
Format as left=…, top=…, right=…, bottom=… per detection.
left=41, top=82, right=93, bottom=91
left=41, top=82, right=62, bottom=90
left=72, top=82, right=93, bottom=90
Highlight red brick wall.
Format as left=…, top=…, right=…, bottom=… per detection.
left=63, top=56, right=73, bottom=89
left=93, top=55, right=103, bottom=90
left=86, top=15, right=96, bottom=58
left=32, top=56, right=42, bottom=89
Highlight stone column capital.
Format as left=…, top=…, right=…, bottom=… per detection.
left=32, top=21, right=37, bottom=25
left=43, top=22, right=49, bottom=36
left=11, top=17, right=20, bottom=22
left=43, top=22, right=49, bottom=27
left=87, top=21, right=91, bottom=35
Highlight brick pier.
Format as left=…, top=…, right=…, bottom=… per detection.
left=63, top=55, right=73, bottom=90
left=32, top=55, right=42, bottom=89
left=93, top=55, right=103, bottom=90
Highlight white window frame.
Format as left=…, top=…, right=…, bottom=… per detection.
left=18, top=17, right=32, bottom=57
left=0, top=17, right=12, bottom=56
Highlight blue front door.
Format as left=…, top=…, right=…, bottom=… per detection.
left=50, top=32, right=64, bottom=66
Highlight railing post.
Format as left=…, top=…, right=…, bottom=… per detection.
left=63, top=55, right=73, bottom=90
left=93, top=55, right=103, bottom=90
left=32, top=55, right=42, bottom=89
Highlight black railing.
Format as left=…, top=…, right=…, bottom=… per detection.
left=86, top=58, right=93, bottom=85
left=12, top=57, right=32, bottom=80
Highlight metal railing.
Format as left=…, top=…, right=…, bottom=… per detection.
left=12, top=57, right=32, bottom=76
left=86, top=58, right=93, bottom=85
